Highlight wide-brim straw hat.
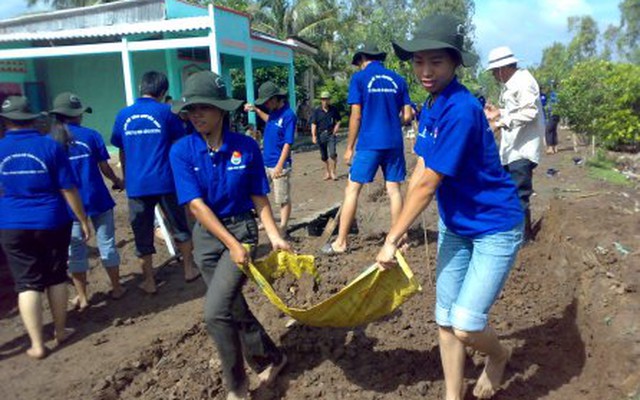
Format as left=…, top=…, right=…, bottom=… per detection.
left=486, top=46, right=519, bottom=70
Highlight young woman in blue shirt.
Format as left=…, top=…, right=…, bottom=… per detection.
left=169, top=71, right=289, bottom=400
left=49, top=92, right=125, bottom=310
left=0, top=96, right=91, bottom=359
left=376, top=15, right=524, bottom=399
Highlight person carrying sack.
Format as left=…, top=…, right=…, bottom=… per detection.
left=169, top=71, right=290, bottom=400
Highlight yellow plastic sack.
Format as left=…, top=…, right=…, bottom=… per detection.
left=238, top=250, right=422, bottom=328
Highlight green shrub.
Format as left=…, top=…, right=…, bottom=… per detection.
left=556, top=60, right=640, bottom=151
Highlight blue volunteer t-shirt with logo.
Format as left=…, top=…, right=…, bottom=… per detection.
left=64, top=124, right=116, bottom=217
left=169, top=129, right=270, bottom=218
left=0, top=129, right=76, bottom=229
left=262, top=104, right=296, bottom=168
left=347, top=61, right=411, bottom=150
left=416, top=77, right=524, bottom=237
left=111, top=97, right=186, bottom=197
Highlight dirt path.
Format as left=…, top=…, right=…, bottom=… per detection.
left=0, top=129, right=638, bottom=400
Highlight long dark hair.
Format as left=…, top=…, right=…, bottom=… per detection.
left=50, top=114, right=74, bottom=152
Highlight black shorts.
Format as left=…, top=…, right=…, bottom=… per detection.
left=128, top=193, right=192, bottom=257
left=318, top=132, right=337, bottom=162
left=0, top=224, right=72, bottom=293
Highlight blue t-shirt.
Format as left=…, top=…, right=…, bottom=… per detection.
left=347, top=61, right=411, bottom=150
left=63, top=124, right=115, bottom=217
left=111, top=97, right=186, bottom=197
left=0, top=130, right=76, bottom=229
left=415, top=78, right=524, bottom=237
left=170, top=130, right=270, bottom=218
left=262, top=104, right=296, bottom=168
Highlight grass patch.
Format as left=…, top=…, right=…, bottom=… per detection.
left=586, top=151, right=632, bottom=186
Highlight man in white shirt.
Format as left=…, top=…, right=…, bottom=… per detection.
left=485, top=46, right=545, bottom=242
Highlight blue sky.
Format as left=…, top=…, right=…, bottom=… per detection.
left=0, top=0, right=622, bottom=67
left=474, top=0, right=620, bottom=66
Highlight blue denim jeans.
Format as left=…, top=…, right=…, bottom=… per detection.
left=435, top=219, right=523, bottom=331
left=68, top=209, right=120, bottom=273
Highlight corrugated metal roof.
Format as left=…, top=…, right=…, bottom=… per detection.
left=0, top=16, right=211, bottom=43
left=0, top=0, right=165, bottom=35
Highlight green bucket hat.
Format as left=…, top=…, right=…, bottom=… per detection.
left=254, top=81, right=287, bottom=106
left=320, top=91, right=331, bottom=99
left=172, top=71, right=243, bottom=114
left=0, top=96, right=41, bottom=121
left=351, top=42, right=387, bottom=66
left=392, top=14, right=478, bottom=67
left=50, top=92, right=92, bottom=117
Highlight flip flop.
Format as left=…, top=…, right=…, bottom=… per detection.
left=320, top=243, right=347, bottom=255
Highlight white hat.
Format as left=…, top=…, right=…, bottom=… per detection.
left=486, top=46, right=519, bottom=70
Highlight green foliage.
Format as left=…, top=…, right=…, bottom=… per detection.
left=556, top=60, right=640, bottom=150
left=316, top=79, right=349, bottom=123
left=617, top=0, right=640, bottom=63
left=231, top=57, right=310, bottom=103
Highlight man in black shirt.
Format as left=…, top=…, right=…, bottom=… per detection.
left=311, top=91, right=341, bottom=180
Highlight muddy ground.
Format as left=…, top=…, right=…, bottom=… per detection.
left=0, top=129, right=639, bottom=400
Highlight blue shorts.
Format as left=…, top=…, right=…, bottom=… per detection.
left=349, top=148, right=406, bottom=184
left=435, top=219, right=523, bottom=331
left=68, top=209, right=120, bottom=273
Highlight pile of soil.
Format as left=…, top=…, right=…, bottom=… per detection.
left=90, top=198, right=640, bottom=400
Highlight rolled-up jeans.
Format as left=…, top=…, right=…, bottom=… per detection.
left=435, top=219, right=524, bottom=331
left=192, top=213, right=283, bottom=391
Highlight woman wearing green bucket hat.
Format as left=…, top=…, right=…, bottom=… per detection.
left=377, top=14, right=524, bottom=399
left=49, top=92, right=126, bottom=310
left=169, top=71, right=290, bottom=400
left=0, top=96, right=92, bottom=359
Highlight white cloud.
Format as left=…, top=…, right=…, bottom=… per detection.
left=540, top=0, right=593, bottom=25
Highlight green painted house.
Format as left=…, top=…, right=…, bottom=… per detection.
left=0, top=0, right=316, bottom=143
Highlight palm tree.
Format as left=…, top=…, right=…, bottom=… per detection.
left=248, top=0, right=339, bottom=79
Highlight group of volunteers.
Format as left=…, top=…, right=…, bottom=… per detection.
left=0, top=12, right=548, bottom=400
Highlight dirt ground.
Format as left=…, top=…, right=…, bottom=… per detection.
left=0, top=129, right=639, bottom=400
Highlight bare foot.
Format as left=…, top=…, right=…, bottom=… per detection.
left=184, top=269, right=202, bottom=283
left=54, top=327, right=76, bottom=347
left=323, top=174, right=331, bottom=181
left=226, top=379, right=249, bottom=400
left=110, top=286, right=127, bottom=300
left=473, top=346, right=512, bottom=399
left=154, top=227, right=164, bottom=241
left=331, top=174, right=337, bottom=181
left=258, top=354, right=287, bottom=385
left=69, top=295, right=89, bottom=312
left=138, top=279, right=157, bottom=294
left=26, top=346, right=48, bottom=360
